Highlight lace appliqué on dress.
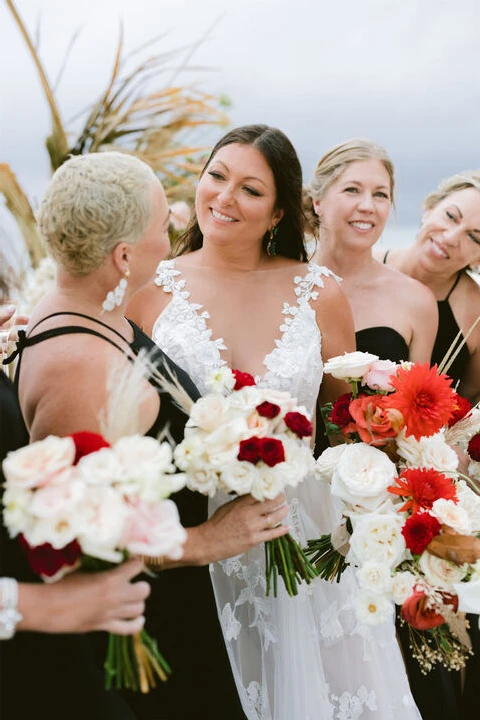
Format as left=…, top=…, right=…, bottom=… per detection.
left=332, top=686, right=378, bottom=720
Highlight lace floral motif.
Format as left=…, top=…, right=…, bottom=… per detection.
left=332, top=686, right=378, bottom=720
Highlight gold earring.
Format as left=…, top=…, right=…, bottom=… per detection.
left=266, top=226, right=277, bottom=257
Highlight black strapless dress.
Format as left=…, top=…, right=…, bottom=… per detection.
left=1, top=314, right=245, bottom=720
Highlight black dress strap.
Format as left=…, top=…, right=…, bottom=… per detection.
left=444, top=272, right=462, bottom=301
left=28, top=311, right=129, bottom=343
left=382, top=249, right=390, bottom=264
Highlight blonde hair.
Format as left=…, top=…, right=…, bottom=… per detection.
left=423, top=169, right=480, bottom=210
left=37, top=151, right=159, bottom=276
left=304, top=138, right=395, bottom=236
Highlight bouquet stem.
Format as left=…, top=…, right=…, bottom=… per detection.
left=104, top=629, right=171, bottom=693
left=265, top=534, right=318, bottom=597
left=305, top=533, right=349, bottom=583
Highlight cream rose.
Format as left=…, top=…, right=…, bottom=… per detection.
left=419, top=552, right=468, bottom=590
left=356, top=561, right=392, bottom=595
left=187, top=394, right=233, bottom=432
left=314, top=445, right=348, bottom=483
left=3, top=436, right=76, bottom=489
left=324, top=351, right=379, bottom=380
left=431, top=498, right=472, bottom=534
left=77, top=448, right=123, bottom=486
left=331, top=443, right=397, bottom=510
left=251, top=466, right=285, bottom=501
left=396, top=430, right=459, bottom=473
left=391, top=571, right=416, bottom=604
left=221, top=460, right=257, bottom=495
left=349, top=513, right=406, bottom=568
left=78, top=486, right=127, bottom=562
left=29, top=472, right=85, bottom=519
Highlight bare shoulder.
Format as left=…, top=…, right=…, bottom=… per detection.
left=378, top=263, right=437, bottom=311
left=127, top=281, right=167, bottom=334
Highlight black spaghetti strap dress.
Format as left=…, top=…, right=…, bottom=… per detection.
left=1, top=313, right=245, bottom=720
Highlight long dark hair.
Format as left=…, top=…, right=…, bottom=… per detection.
left=172, top=124, right=307, bottom=261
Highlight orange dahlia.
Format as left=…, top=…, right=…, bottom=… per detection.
left=385, top=363, right=455, bottom=440
left=388, top=467, right=458, bottom=514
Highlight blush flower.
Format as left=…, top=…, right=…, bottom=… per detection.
left=349, top=394, right=404, bottom=446
left=385, top=363, right=456, bottom=440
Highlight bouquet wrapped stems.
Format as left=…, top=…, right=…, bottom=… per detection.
left=265, top=534, right=319, bottom=597
left=305, top=518, right=352, bottom=583
left=105, top=630, right=171, bottom=693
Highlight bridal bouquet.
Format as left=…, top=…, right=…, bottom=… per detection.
left=173, top=367, right=318, bottom=597
left=307, top=351, right=480, bottom=672
left=2, top=431, right=186, bottom=692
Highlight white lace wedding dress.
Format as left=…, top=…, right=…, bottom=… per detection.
left=152, top=259, right=420, bottom=720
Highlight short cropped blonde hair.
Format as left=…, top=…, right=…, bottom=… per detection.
left=37, top=151, right=159, bottom=276
left=423, top=170, right=480, bottom=210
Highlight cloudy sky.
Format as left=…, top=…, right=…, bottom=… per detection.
left=1, top=0, right=480, bottom=243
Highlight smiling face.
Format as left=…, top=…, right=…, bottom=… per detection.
left=195, top=143, right=284, bottom=250
left=313, top=159, right=392, bottom=250
left=416, top=188, right=480, bottom=272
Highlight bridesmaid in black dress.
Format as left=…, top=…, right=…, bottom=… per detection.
left=10, top=152, right=289, bottom=719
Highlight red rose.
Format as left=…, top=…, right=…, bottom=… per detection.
left=401, top=590, right=458, bottom=630
left=467, top=434, right=480, bottom=462
left=238, top=437, right=262, bottom=464
left=232, top=370, right=256, bottom=390
left=71, top=431, right=111, bottom=464
left=401, top=512, right=441, bottom=555
left=329, top=393, right=354, bottom=428
left=284, top=411, right=313, bottom=438
left=256, top=401, right=281, bottom=418
left=19, top=535, right=82, bottom=578
left=448, top=393, right=472, bottom=427
left=259, top=437, right=285, bottom=467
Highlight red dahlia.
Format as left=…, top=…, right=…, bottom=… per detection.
left=401, top=512, right=442, bottom=554
left=448, top=393, right=472, bottom=427
left=468, top=434, right=480, bottom=462
left=232, top=369, right=256, bottom=390
left=385, top=363, right=455, bottom=440
left=388, top=467, right=457, bottom=514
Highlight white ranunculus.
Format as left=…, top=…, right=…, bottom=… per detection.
left=354, top=590, right=394, bottom=625
left=349, top=513, right=406, bottom=568
left=3, top=435, right=76, bottom=489
left=204, top=367, right=236, bottom=394
left=430, top=498, right=472, bottom=534
left=315, top=445, right=348, bottom=483
left=356, top=561, right=392, bottom=595
left=453, top=580, right=480, bottom=614
left=78, top=486, right=127, bottom=562
left=76, top=448, right=124, bottom=486
left=396, top=430, right=459, bottom=472
left=187, top=394, right=233, bottom=432
left=456, top=480, right=480, bottom=532
left=2, top=487, right=33, bottom=537
left=419, top=552, right=468, bottom=590
left=221, top=460, right=257, bottom=495
left=391, top=571, right=416, bottom=604
left=331, top=443, right=397, bottom=510
left=323, top=351, right=379, bottom=380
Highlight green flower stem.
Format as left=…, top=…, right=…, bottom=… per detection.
left=266, top=534, right=319, bottom=598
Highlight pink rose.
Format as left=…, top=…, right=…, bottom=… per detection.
left=362, top=360, right=399, bottom=392
left=122, top=498, right=187, bottom=560
left=3, top=436, right=76, bottom=489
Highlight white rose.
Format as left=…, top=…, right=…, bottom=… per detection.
left=77, top=447, right=123, bottom=486
left=331, top=443, right=397, bottom=510
left=250, top=466, right=285, bottom=501
left=229, top=386, right=263, bottom=412
left=2, top=487, right=33, bottom=537
left=174, top=434, right=207, bottom=471
left=396, top=430, right=459, bottom=472
left=203, top=417, right=250, bottom=466
left=187, top=394, right=234, bottom=432
left=419, top=552, right=468, bottom=590
left=259, top=388, right=297, bottom=415
left=468, top=459, right=480, bottom=482
left=24, top=509, right=87, bottom=550
left=281, top=436, right=315, bottom=488
left=204, top=367, right=235, bottom=394
left=78, top=486, right=127, bottom=562
left=356, top=561, right=392, bottom=595
left=323, top=351, right=379, bottom=380
left=453, top=580, right=480, bottom=614
left=185, top=466, right=220, bottom=498
left=30, top=473, right=85, bottom=519
left=354, top=590, right=394, bottom=625
left=431, top=498, right=472, bottom=534
left=221, top=461, right=257, bottom=495
left=3, top=436, right=75, bottom=489
left=113, top=436, right=183, bottom=499
left=349, top=513, right=406, bottom=568
left=314, top=445, right=348, bottom=483
left=456, top=480, right=480, bottom=533
left=391, top=571, right=416, bottom=604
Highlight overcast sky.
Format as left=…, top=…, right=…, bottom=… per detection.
left=1, top=0, right=480, bottom=240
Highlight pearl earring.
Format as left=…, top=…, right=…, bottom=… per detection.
left=101, top=269, right=130, bottom=313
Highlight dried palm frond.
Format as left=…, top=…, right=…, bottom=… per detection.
left=0, top=164, right=44, bottom=268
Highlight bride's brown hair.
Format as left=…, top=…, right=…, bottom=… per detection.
left=172, top=124, right=308, bottom=261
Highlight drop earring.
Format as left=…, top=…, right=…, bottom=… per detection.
left=266, top=226, right=278, bottom=257
left=101, top=269, right=130, bottom=313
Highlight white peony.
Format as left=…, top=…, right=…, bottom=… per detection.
left=314, top=444, right=348, bottom=483
left=229, top=386, right=264, bottom=412
left=419, top=552, right=468, bottom=590
left=331, top=443, right=397, bottom=510
left=3, top=435, right=76, bottom=489
left=391, top=571, right=416, bottom=604
left=356, top=561, right=392, bottom=595
left=281, top=436, right=315, bottom=487
left=396, top=430, right=459, bottom=473
left=349, top=513, right=406, bottom=568
left=430, top=498, right=472, bottom=534
left=323, top=351, right=379, bottom=380
left=355, top=590, right=394, bottom=625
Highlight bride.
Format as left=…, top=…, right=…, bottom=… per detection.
left=128, top=124, right=421, bottom=719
